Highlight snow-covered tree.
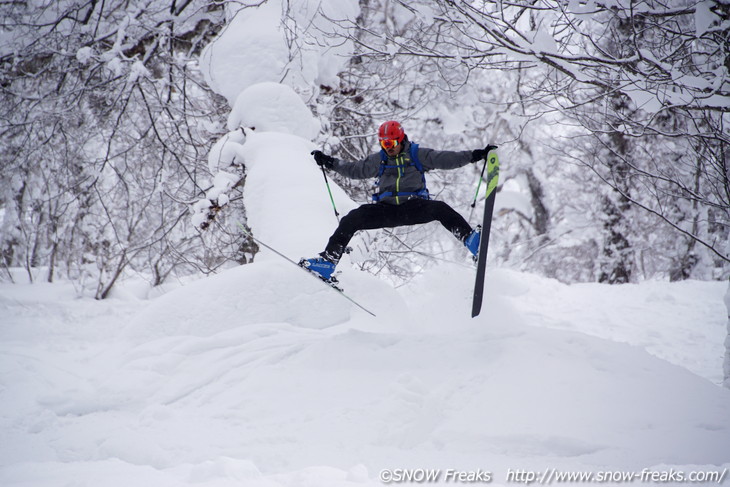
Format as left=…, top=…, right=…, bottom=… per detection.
left=332, top=0, right=729, bottom=282
left=0, top=0, right=237, bottom=297
left=2, top=0, right=727, bottom=297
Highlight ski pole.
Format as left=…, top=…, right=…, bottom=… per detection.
left=320, top=166, right=340, bottom=222
left=471, top=154, right=489, bottom=209
left=468, top=153, right=489, bottom=222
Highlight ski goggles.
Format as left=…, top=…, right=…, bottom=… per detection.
left=379, top=138, right=399, bottom=150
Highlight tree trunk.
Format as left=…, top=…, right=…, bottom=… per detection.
left=599, top=131, right=633, bottom=284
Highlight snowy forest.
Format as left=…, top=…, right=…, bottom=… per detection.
left=1, top=0, right=727, bottom=294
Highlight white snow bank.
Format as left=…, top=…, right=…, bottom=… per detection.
left=490, top=269, right=728, bottom=385
left=2, top=268, right=729, bottom=486
left=124, top=259, right=402, bottom=341
left=124, top=261, right=348, bottom=338
left=117, top=271, right=730, bottom=477
left=227, top=82, right=320, bottom=140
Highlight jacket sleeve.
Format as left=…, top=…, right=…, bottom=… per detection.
left=331, top=153, right=382, bottom=179
left=418, top=147, right=473, bottom=170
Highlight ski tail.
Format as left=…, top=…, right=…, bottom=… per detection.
left=472, top=150, right=499, bottom=318
left=237, top=223, right=376, bottom=317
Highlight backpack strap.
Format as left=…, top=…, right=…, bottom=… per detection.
left=409, top=143, right=423, bottom=172
left=377, top=149, right=388, bottom=178
left=409, top=143, right=428, bottom=197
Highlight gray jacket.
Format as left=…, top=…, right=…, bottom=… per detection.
left=332, top=140, right=473, bottom=205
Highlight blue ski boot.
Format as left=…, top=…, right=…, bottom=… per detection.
left=299, top=256, right=337, bottom=281
left=464, top=226, right=481, bottom=258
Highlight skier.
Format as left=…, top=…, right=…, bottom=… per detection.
left=301, top=120, right=497, bottom=281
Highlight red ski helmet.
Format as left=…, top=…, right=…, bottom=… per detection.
left=378, top=120, right=405, bottom=149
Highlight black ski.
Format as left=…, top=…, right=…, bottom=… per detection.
left=472, top=150, right=500, bottom=318
left=237, top=223, right=376, bottom=317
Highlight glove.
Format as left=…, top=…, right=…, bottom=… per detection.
left=471, top=144, right=498, bottom=162
left=311, top=150, right=335, bottom=169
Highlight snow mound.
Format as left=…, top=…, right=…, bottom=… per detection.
left=124, top=259, right=405, bottom=342
left=228, top=82, right=320, bottom=140
left=125, top=261, right=348, bottom=339
left=239, top=130, right=357, bottom=259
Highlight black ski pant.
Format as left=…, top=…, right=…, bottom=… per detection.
left=323, top=198, right=473, bottom=263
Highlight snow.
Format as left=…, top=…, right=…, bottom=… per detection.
left=532, top=26, right=559, bottom=55
left=228, top=82, right=320, bottom=139
left=5, top=103, right=729, bottom=484
left=2, top=84, right=729, bottom=484
left=207, top=126, right=247, bottom=174
left=695, top=1, right=719, bottom=37
left=1, top=263, right=729, bottom=486
left=199, top=1, right=290, bottom=105
left=239, top=130, right=358, bottom=260
left=76, top=46, right=93, bottom=64
left=194, top=84, right=333, bottom=230
left=2, top=1, right=729, bottom=485
left=497, top=176, right=534, bottom=219
left=440, top=107, right=467, bottom=135
left=199, top=0, right=359, bottom=105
